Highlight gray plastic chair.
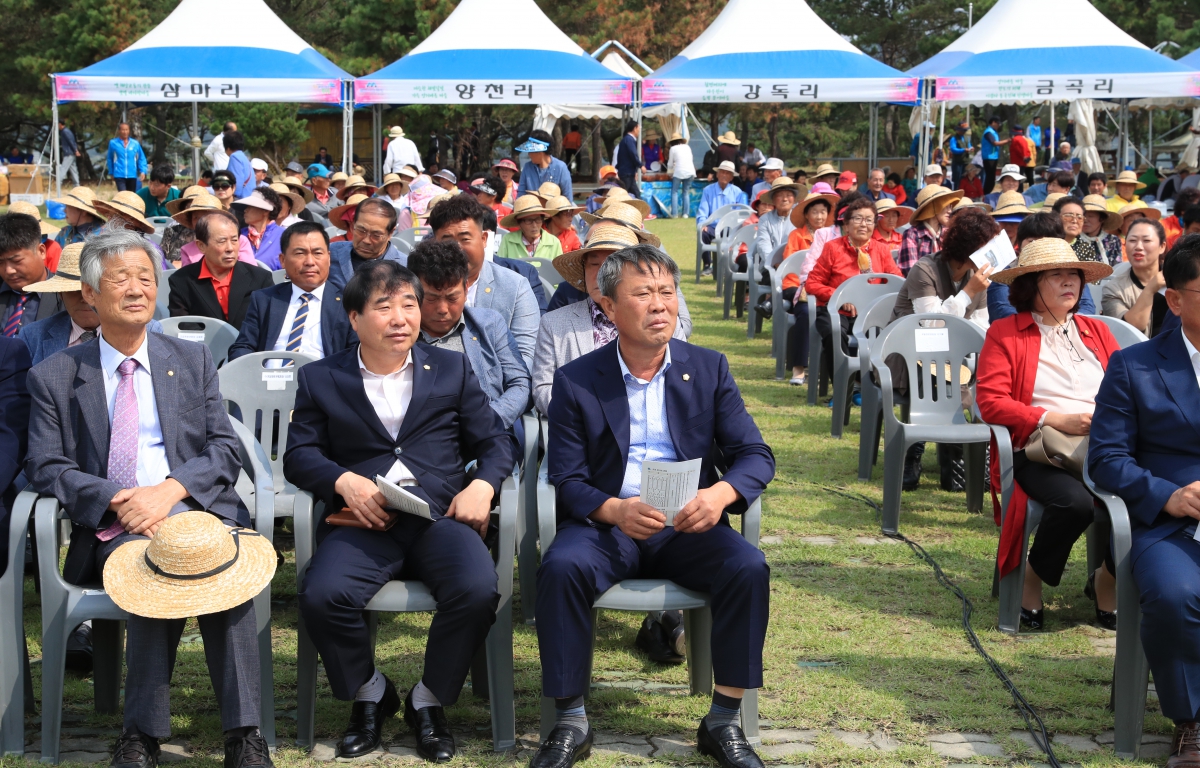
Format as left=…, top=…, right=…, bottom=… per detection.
left=854, top=294, right=900, bottom=480
left=1089, top=313, right=1149, bottom=349
left=218, top=351, right=318, bottom=499
left=35, top=418, right=278, bottom=762
left=713, top=210, right=753, bottom=296
left=805, top=294, right=826, bottom=404
left=747, top=244, right=784, bottom=340
left=158, top=315, right=240, bottom=366
left=722, top=226, right=758, bottom=320
left=393, top=226, right=430, bottom=251
left=828, top=274, right=904, bottom=438
left=695, top=204, right=748, bottom=283
left=536, top=466, right=762, bottom=743
left=293, top=478, right=518, bottom=752
left=0, top=489, right=33, bottom=755
left=515, top=412, right=542, bottom=625
left=325, top=225, right=342, bottom=238
left=154, top=269, right=174, bottom=321
left=870, top=314, right=991, bottom=535
left=271, top=269, right=289, bottom=285
left=389, top=237, right=412, bottom=256
left=528, top=260, right=565, bottom=287
left=763, top=251, right=806, bottom=380
left=1082, top=463, right=1149, bottom=760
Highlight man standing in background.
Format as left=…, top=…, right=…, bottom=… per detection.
left=57, top=120, right=79, bottom=187
left=615, top=120, right=643, bottom=197
left=106, top=122, right=147, bottom=193
left=204, top=121, right=236, bottom=171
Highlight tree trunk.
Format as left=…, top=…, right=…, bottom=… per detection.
left=709, top=107, right=720, bottom=143
left=592, top=118, right=604, bottom=180
left=769, top=110, right=779, bottom=159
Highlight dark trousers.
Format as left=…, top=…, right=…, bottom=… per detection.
left=298, top=515, right=499, bottom=704
left=619, top=175, right=641, bottom=198
left=98, top=534, right=259, bottom=739
left=1013, top=452, right=1112, bottom=586
left=114, top=178, right=139, bottom=192
left=815, top=305, right=855, bottom=380
left=1022, top=166, right=1035, bottom=185
left=982, top=160, right=998, bottom=197
left=951, top=161, right=966, bottom=189
left=536, top=520, right=769, bottom=698
left=1133, top=526, right=1200, bottom=722
left=787, top=289, right=807, bottom=369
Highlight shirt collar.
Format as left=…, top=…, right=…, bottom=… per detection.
left=98, top=330, right=151, bottom=378
left=1183, top=327, right=1200, bottom=367
left=616, top=343, right=672, bottom=385
left=357, top=348, right=412, bottom=379
left=198, top=259, right=235, bottom=286
left=420, top=317, right=466, bottom=343
left=290, top=281, right=326, bottom=302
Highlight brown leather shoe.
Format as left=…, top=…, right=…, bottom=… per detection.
left=1169, top=722, right=1200, bottom=768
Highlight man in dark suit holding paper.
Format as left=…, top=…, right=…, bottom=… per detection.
left=530, top=245, right=775, bottom=768
left=284, top=259, right=514, bottom=762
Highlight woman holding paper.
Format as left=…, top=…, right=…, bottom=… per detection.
left=976, top=237, right=1119, bottom=632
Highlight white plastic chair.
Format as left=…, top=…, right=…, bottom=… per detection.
left=827, top=274, right=904, bottom=439
left=515, top=412, right=542, bottom=625
left=32, top=418, right=278, bottom=762
left=695, top=204, right=749, bottom=283
left=722, top=226, right=758, bottom=321
left=0, top=489, right=33, bottom=755
left=855, top=294, right=900, bottom=481
left=747, top=244, right=784, bottom=340
left=713, top=210, right=753, bottom=296
left=154, top=269, right=174, bottom=321
left=157, top=315, right=239, bottom=366
left=762, top=251, right=806, bottom=381
left=271, top=269, right=289, bottom=285
left=292, top=477, right=519, bottom=752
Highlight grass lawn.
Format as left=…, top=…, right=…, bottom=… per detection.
left=5, top=216, right=1161, bottom=767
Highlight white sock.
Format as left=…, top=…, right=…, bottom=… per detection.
left=355, top=669, right=386, bottom=703
left=410, top=680, right=441, bottom=710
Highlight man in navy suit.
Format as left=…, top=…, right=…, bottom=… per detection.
left=1090, top=233, right=1200, bottom=767
left=531, top=245, right=775, bottom=768
left=284, top=259, right=514, bottom=762
left=0, top=336, right=30, bottom=579
left=228, top=222, right=356, bottom=362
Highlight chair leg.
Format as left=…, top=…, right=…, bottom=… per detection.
left=539, top=696, right=556, bottom=743
left=92, top=619, right=124, bottom=714
left=996, top=547, right=1028, bottom=635
left=1112, top=583, right=1149, bottom=759
left=880, top=434, right=907, bottom=535
left=857, top=387, right=881, bottom=481
left=295, top=617, right=319, bottom=749
left=964, top=442, right=985, bottom=513
left=807, top=333, right=823, bottom=406
left=722, top=273, right=733, bottom=320
left=740, top=689, right=760, bottom=746
left=684, top=606, right=713, bottom=696
left=40, top=622, right=72, bottom=763
left=735, top=281, right=746, bottom=320
left=254, top=589, right=276, bottom=748
left=831, top=362, right=848, bottom=439
left=516, top=479, right=538, bottom=626
left=484, top=607, right=516, bottom=751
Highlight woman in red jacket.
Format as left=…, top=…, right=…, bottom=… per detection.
left=805, top=195, right=904, bottom=381
left=977, top=237, right=1118, bottom=631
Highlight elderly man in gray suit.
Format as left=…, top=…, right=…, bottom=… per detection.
left=25, top=228, right=272, bottom=768
left=328, top=198, right=408, bottom=288
left=427, top=194, right=540, bottom=371
left=407, top=237, right=532, bottom=451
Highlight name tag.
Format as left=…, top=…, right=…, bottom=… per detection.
left=262, top=371, right=294, bottom=390
left=914, top=328, right=950, bottom=352
left=177, top=331, right=206, bottom=343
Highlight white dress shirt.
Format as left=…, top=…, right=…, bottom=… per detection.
left=382, top=138, right=424, bottom=174
left=1182, top=329, right=1200, bottom=391
left=203, top=134, right=228, bottom=171
left=358, top=349, right=418, bottom=485
left=617, top=345, right=678, bottom=498
left=271, top=282, right=326, bottom=361
left=98, top=332, right=170, bottom=487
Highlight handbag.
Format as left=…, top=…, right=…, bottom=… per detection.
left=1025, top=425, right=1088, bottom=478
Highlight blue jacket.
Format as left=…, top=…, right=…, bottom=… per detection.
left=547, top=337, right=775, bottom=525
left=421, top=306, right=530, bottom=429
left=494, top=256, right=548, bottom=314
left=243, top=222, right=284, bottom=270
left=0, top=337, right=30, bottom=578
left=615, top=132, right=642, bottom=177
left=18, top=311, right=163, bottom=366
left=471, top=260, right=540, bottom=373
left=227, top=151, right=255, bottom=199
left=327, top=241, right=408, bottom=289
left=106, top=137, right=147, bottom=179
left=1089, top=326, right=1200, bottom=563
left=283, top=343, right=514, bottom=527
left=226, top=282, right=356, bottom=362
left=987, top=279, right=1095, bottom=321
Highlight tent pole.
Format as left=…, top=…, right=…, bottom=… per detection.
left=635, top=82, right=643, bottom=192
left=52, top=80, right=60, bottom=200
left=1048, top=100, right=1054, bottom=169
left=372, top=104, right=382, bottom=185
left=1148, top=108, right=1153, bottom=169
left=342, top=83, right=352, bottom=174
left=191, top=102, right=201, bottom=185
left=938, top=101, right=946, bottom=170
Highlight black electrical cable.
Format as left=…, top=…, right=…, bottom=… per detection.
left=794, top=481, right=1063, bottom=768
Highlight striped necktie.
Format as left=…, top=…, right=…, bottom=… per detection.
left=286, top=293, right=314, bottom=353
left=3, top=294, right=28, bottom=337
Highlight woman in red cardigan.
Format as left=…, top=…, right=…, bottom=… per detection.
left=977, top=237, right=1119, bottom=631
left=805, top=196, right=903, bottom=378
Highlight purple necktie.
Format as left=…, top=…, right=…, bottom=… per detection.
left=97, top=358, right=139, bottom=541
left=3, top=294, right=28, bottom=337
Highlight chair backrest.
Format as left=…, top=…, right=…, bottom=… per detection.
left=715, top=210, right=752, bottom=242
left=521, top=258, right=565, bottom=286
left=146, top=216, right=174, bottom=226
left=540, top=276, right=555, bottom=298
left=218, top=351, right=318, bottom=487
left=726, top=226, right=758, bottom=265
left=324, top=225, right=342, bottom=238
left=272, top=269, right=289, bottom=285
left=702, top=203, right=739, bottom=228
left=390, top=237, right=412, bottom=255
left=1087, top=281, right=1102, bottom=310
left=1088, top=314, right=1149, bottom=349
left=772, top=251, right=808, bottom=292
left=828, top=273, right=904, bottom=320
left=873, top=313, right=987, bottom=426
left=157, top=315, right=239, bottom=365
left=854, top=293, right=899, bottom=351
left=155, top=270, right=173, bottom=320
left=394, top=228, right=420, bottom=248
left=147, top=232, right=163, bottom=246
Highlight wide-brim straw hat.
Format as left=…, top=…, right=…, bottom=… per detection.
left=953, top=197, right=992, bottom=213
left=9, top=201, right=60, bottom=237
left=553, top=222, right=644, bottom=290
left=1041, top=192, right=1068, bottom=210
left=579, top=202, right=661, bottom=247
left=766, top=176, right=806, bottom=202
left=53, top=186, right=106, bottom=220
left=269, top=183, right=307, bottom=216
left=874, top=198, right=914, bottom=227
left=990, top=191, right=1032, bottom=219
left=912, top=184, right=963, bottom=221
left=397, top=165, right=420, bottom=180
left=275, top=176, right=314, bottom=204
left=329, top=171, right=349, bottom=185
left=1081, top=194, right=1123, bottom=232
left=500, top=195, right=550, bottom=228
left=1109, top=170, right=1147, bottom=190
left=533, top=182, right=562, bottom=204
left=103, top=511, right=276, bottom=620
left=718, top=131, right=741, bottom=146
left=24, top=243, right=83, bottom=291
left=338, top=175, right=376, bottom=201
left=165, top=185, right=207, bottom=215
left=388, top=125, right=406, bottom=139
left=811, top=163, right=839, bottom=180
left=171, top=194, right=224, bottom=228
left=94, top=192, right=154, bottom=234
left=790, top=189, right=840, bottom=228
left=990, top=237, right=1113, bottom=285
left=544, top=194, right=584, bottom=216
left=669, top=131, right=686, bottom=145
left=329, top=193, right=371, bottom=230
left=1118, top=201, right=1162, bottom=224
left=586, top=187, right=651, bottom=218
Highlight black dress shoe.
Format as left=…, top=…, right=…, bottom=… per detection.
left=110, top=729, right=160, bottom=768
left=636, top=614, right=685, bottom=664
left=528, top=725, right=593, bottom=768
left=1019, top=607, right=1044, bottom=631
left=337, top=676, right=400, bottom=758
left=224, top=728, right=273, bottom=768
left=66, top=621, right=94, bottom=676
left=937, top=443, right=966, bottom=492
left=902, top=442, right=925, bottom=492
left=1085, top=570, right=1117, bottom=631
left=696, top=719, right=765, bottom=768
left=404, top=689, right=455, bottom=762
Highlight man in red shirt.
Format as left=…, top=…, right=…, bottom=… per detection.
left=1009, top=127, right=1033, bottom=184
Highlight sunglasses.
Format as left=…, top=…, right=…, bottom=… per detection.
left=211, top=182, right=232, bottom=190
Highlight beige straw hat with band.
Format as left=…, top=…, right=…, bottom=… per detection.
left=580, top=203, right=661, bottom=246
left=500, top=195, right=550, bottom=229
left=329, top=193, right=371, bottom=231
left=533, top=181, right=561, bottom=204
left=328, top=171, right=349, bottom=184
left=989, top=191, right=1032, bottom=218
left=9, top=201, right=60, bottom=237
left=873, top=198, right=913, bottom=227
left=911, top=184, right=963, bottom=221
left=553, top=223, right=643, bottom=290
left=790, top=189, right=841, bottom=228
left=544, top=195, right=584, bottom=216
left=337, top=175, right=376, bottom=201
left=24, top=244, right=84, bottom=292
left=1118, top=201, right=1161, bottom=224
left=171, top=194, right=224, bottom=229
left=52, top=186, right=107, bottom=220
left=581, top=188, right=651, bottom=219
left=718, top=131, right=741, bottom=146
left=765, top=176, right=806, bottom=202
left=810, top=163, right=839, bottom=180
left=165, top=185, right=207, bottom=215
left=275, top=175, right=315, bottom=204
left=103, top=511, right=276, bottom=620
left=953, top=197, right=992, bottom=212
left=93, top=191, right=155, bottom=234
left=990, top=237, right=1113, bottom=285
left=1081, top=194, right=1123, bottom=233
left=1108, top=170, right=1147, bottom=190
left=269, top=183, right=307, bottom=216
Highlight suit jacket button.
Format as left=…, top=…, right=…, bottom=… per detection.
left=393, top=447, right=403, bottom=457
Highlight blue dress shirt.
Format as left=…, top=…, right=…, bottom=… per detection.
left=617, top=346, right=677, bottom=498
left=517, top=157, right=573, bottom=202
left=696, top=181, right=748, bottom=233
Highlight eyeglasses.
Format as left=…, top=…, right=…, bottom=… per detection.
left=1060, top=212, right=1084, bottom=221
left=353, top=225, right=390, bottom=241
left=845, top=216, right=875, bottom=226
left=211, top=182, right=232, bottom=190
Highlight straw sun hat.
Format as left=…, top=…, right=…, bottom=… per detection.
left=553, top=222, right=645, bottom=291
left=544, top=195, right=584, bottom=217
left=24, top=243, right=83, bottom=292
left=269, top=183, right=307, bottom=216
left=52, top=186, right=107, bottom=220
left=165, top=185, right=207, bottom=215
left=103, top=511, right=276, bottom=620
left=717, top=131, right=741, bottom=146
left=338, top=174, right=376, bottom=201
left=990, top=191, right=1032, bottom=220
left=582, top=187, right=650, bottom=219
left=9, top=201, right=59, bottom=237
left=1109, top=170, right=1147, bottom=190
left=874, top=198, right=913, bottom=228
left=765, top=176, right=806, bottom=202
left=1118, top=200, right=1161, bottom=226
left=329, top=193, right=371, bottom=230
left=171, top=194, right=224, bottom=229
left=789, top=187, right=840, bottom=228
left=533, top=182, right=561, bottom=204
left=94, top=191, right=155, bottom=234
left=1082, top=194, right=1123, bottom=232
left=580, top=202, right=661, bottom=247
left=912, top=184, right=963, bottom=221
left=990, top=237, right=1113, bottom=285
left=500, top=195, right=550, bottom=229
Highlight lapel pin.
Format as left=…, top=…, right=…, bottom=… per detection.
left=682, top=373, right=690, bottom=381
left=423, top=364, right=431, bottom=370
left=167, top=370, right=174, bottom=376
left=335, top=296, right=341, bottom=302
left=485, top=287, right=492, bottom=293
